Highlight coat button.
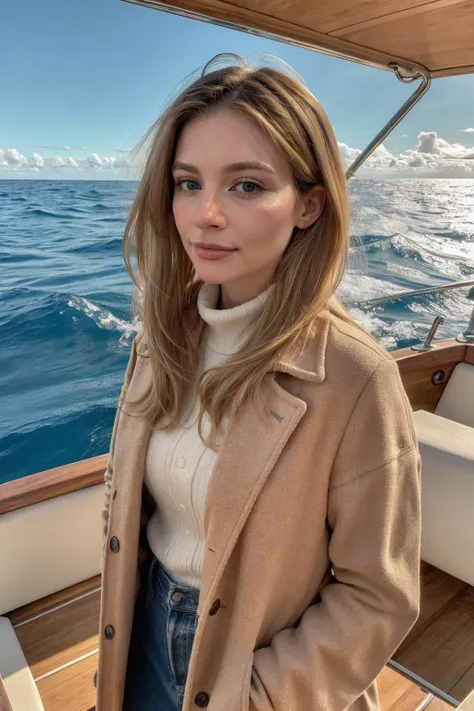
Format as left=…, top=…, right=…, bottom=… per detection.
left=104, top=624, right=115, bottom=640
left=110, top=536, right=120, bottom=553
left=194, top=691, right=210, bottom=707
left=209, top=599, right=221, bottom=616
left=172, top=591, right=183, bottom=601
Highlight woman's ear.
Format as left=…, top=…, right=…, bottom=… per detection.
left=295, top=185, right=326, bottom=229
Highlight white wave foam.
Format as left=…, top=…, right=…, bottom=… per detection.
left=67, top=295, right=137, bottom=341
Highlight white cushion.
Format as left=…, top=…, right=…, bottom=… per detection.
left=0, top=616, right=44, bottom=710
left=0, top=484, right=104, bottom=615
left=414, top=409, right=474, bottom=586
left=435, top=362, right=474, bottom=428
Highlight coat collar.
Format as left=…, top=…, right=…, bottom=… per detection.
left=135, top=307, right=331, bottom=385
left=273, top=310, right=331, bottom=384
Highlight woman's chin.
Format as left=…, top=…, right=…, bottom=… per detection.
left=194, top=265, right=237, bottom=285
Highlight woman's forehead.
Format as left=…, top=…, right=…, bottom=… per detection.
left=174, top=109, right=291, bottom=177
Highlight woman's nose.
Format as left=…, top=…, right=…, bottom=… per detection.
left=193, top=192, right=227, bottom=230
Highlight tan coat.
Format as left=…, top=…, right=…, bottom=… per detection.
left=96, top=307, right=422, bottom=711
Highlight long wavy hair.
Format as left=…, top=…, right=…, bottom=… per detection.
left=122, top=54, right=360, bottom=450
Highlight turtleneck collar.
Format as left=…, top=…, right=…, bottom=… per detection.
left=197, top=282, right=275, bottom=356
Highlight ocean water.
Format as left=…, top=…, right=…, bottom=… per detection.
left=1, top=178, right=473, bottom=483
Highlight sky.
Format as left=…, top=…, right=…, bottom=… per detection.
left=1, top=0, right=474, bottom=180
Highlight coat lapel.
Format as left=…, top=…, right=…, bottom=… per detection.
left=200, top=375, right=307, bottom=605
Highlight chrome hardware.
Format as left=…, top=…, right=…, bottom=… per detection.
left=456, top=286, right=474, bottom=343
left=387, top=660, right=459, bottom=707
left=346, top=63, right=430, bottom=180
left=411, top=316, right=444, bottom=351
left=353, top=279, right=474, bottom=307
left=432, top=370, right=446, bottom=385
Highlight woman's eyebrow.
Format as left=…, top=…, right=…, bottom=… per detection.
left=171, top=160, right=275, bottom=174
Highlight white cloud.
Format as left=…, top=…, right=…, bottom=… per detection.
left=338, top=142, right=361, bottom=165
left=29, top=153, right=44, bottom=168
left=62, top=145, right=72, bottom=151
left=340, top=130, right=474, bottom=177
left=5, top=148, right=28, bottom=166
left=460, top=128, right=474, bottom=133
left=88, top=153, right=103, bottom=168
left=1, top=131, right=472, bottom=178
left=50, top=155, right=67, bottom=168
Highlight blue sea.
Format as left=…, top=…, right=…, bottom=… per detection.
left=1, top=178, right=473, bottom=484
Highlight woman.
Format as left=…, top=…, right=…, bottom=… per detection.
left=96, top=54, right=421, bottom=711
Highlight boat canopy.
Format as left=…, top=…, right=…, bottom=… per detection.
left=125, top=0, right=474, bottom=78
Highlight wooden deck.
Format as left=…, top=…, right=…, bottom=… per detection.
left=8, top=577, right=100, bottom=711
left=5, top=561, right=474, bottom=711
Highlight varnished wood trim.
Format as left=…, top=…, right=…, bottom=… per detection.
left=391, top=338, right=468, bottom=362
left=451, top=664, right=474, bottom=706
left=126, top=0, right=474, bottom=77
left=466, top=346, right=474, bottom=366
left=425, top=696, right=457, bottom=709
left=14, top=588, right=100, bottom=680
left=375, top=665, right=431, bottom=710
left=35, top=648, right=99, bottom=683
left=125, top=0, right=421, bottom=74
left=432, top=64, right=474, bottom=78
left=9, top=576, right=101, bottom=627
left=0, top=454, right=107, bottom=515
left=13, top=587, right=101, bottom=629
left=391, top=339, right=473, bottom=412
left=36, top=649, right=98, bottom=711
left=393, top=562, right=474, bottom=704
left=395, top=562, right=470, bottom=658
left=0, top=675, right=13, bottom=711
left=396, top=587, right=474, bottom=702
left=329, top=0, right=468, bottom=36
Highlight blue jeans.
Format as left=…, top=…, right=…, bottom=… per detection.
left=123, top=552, right=200, bottom=711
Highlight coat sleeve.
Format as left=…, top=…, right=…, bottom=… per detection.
left=101, top=332, right=140, bottom=570
left=249, top=357, right=422, bottom=711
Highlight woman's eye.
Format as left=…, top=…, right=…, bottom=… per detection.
left=174, top=178, right=262, bottom=195
left=175, top=179, right=200, bottom=191
left=234, top=181, right=262, bottom=195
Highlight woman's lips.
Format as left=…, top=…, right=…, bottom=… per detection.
left=194, top=244, right=237, bottom=261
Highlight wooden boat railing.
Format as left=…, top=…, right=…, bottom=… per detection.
left=0, top=454, right=107, bottom=516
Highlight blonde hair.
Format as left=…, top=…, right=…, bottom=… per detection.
left=123, top=54, right=360, bottom=450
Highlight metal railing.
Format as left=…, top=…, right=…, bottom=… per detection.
left=345, top=63, right=431, bottom=179
left=349, top=279, right=474, bottom=347
left=351, top=279, right=474, bottom=307
left=387, top=660, right=460, bottom=708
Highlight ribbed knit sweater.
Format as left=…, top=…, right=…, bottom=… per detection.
left=144, top=281, right=274, bottom=589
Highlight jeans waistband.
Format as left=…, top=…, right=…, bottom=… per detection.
left=147, top=554, right=200, bottom=612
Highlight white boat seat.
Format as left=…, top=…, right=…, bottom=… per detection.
left=0, top=484, right=104, bottom=615
left=413, top=409, right=474, bottom=586
left=435, top=362, right=474, bottom=428
left=0, top=616, right=44, bottom=710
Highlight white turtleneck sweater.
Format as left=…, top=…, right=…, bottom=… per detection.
left=144, top=281, right=274, bottom=589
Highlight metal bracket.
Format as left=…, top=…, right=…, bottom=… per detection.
left=345, top=62, right=431, bottom=179
left=411, top=315, right=444, bottom=351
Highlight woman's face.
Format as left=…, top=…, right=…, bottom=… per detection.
left=172, top=108, right=324, bottom=307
